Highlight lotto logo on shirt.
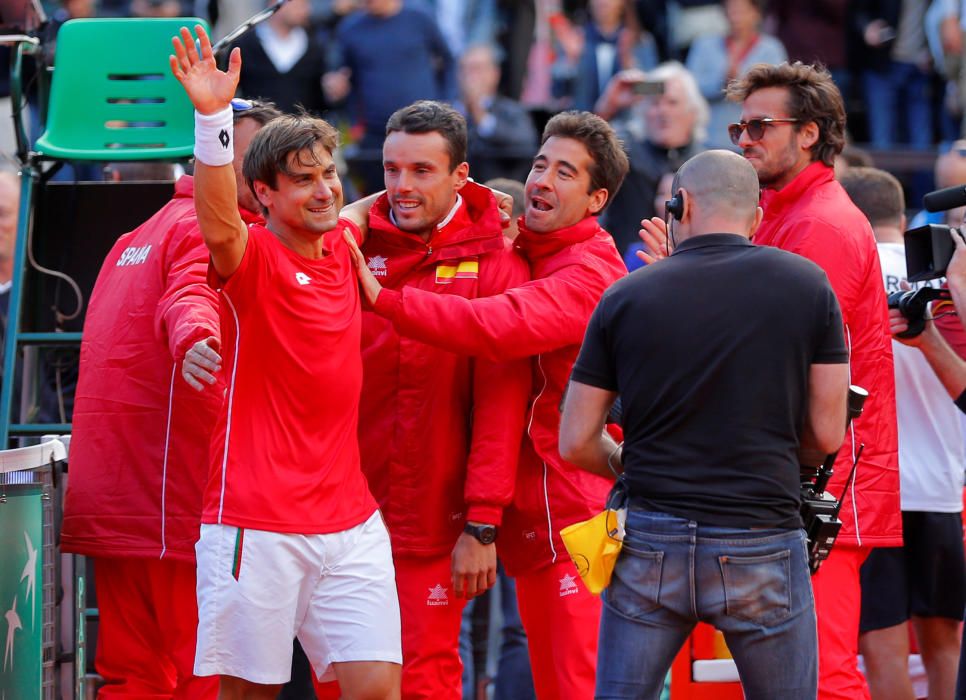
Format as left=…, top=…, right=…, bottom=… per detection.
left=116, top=244, right=152, bottom=267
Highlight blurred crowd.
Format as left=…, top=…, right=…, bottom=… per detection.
left=17, top=0, right=966, bottom=260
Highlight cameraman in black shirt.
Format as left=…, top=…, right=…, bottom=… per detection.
left=559, top=149, right=849, bottom=699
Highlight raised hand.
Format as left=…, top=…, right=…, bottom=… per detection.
left=169, top=24, right=240, bottom=116
left=635, top=216, right=670, bottom=266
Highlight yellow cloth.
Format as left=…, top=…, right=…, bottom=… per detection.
left=560, top=507, right=625, bottom=595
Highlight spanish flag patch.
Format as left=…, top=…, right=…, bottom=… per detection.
left=436, top=257, right=479, bottom=284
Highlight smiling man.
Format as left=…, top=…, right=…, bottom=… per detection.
left=352, top=100, right=531, bottom=699
left=344, top=110, right=629, bottom=699
left=726, top=62, right=900, bottom=700
left=170, top=25, right=401, bottom=700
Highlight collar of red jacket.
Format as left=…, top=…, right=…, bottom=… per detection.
left=514, top=215, right=602, bottom=261
left=758, top=160, right=834, bottom=219
left=368, top=180, right=505, bottom=258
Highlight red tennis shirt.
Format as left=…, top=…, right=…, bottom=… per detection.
left=203, top=219, right=376, bottom=534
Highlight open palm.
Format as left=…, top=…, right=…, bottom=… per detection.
left=169, top=24, right=240, bottom=116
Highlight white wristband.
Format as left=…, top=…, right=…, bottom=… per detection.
left=194, top=107, right=233, bottom=167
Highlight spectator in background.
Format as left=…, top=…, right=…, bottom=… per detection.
left=231, top=0, right=329, bottom=116
left=834, top=143, right=875, bottom=179
left=415, top=0, right=499, bottom=62
left=766, top=1, right=849, bottom=92
left=910, top=140, right=966, bottom=227
left=854, top=0, right=934, bottom=148
left=666, top=0, right=728, bottom=61
left=326, top=0, right=453, bottom=192
left=687, top=0, right=786, bottom=150
left=623, top=168, right=673, bottom=271
left=595, top=61, right=707, bottom=255
left=840, top=166, right=966, bottom=700
left=924, top=0, right=961, bottom=141
left=484, top=176, right=526, bottom=240
left=551, top=0, right=658, bottom=111
left=458, top=44, right=538, bottom=182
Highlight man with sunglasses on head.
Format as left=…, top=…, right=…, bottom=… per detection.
left=641, top=60, right=899, bottom=700
left=61, top=97, right=281, bottom=699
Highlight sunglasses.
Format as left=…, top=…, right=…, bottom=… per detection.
left=728, top=118, right=799, bottom=145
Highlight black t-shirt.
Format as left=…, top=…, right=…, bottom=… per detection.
left=571, top=233, right=848, bottom=529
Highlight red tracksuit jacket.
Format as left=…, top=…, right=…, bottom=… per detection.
left=756, top=161, right=901, bottom=546
left=359, top=182, right=531, bottom=557
left=64, top=176, right=223, bottom=561
left=372, top=215, right=626, bottom=573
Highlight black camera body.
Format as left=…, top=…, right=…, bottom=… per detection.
left=800, top=478, right=842, bottom=574
left=903, top=224, right=959, bottom=283
left=799, top=386, right=868, bottom=574
left=887, top=286, right=950, bottom=338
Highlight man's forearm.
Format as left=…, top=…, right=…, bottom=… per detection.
left=195, top=163, right=243, bottom=249
left=918, top=326, right=966, bottom=399
left=565, top=431, right=622, bottom=479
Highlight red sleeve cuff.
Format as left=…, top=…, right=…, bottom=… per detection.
left=172, top=324, right=217, bottom=360
left=466, top=504, right=504, bottom=527
left=373, top=287, right=402, bottom=319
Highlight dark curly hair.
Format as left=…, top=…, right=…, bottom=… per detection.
left=726, top=62, right=845, bottom=168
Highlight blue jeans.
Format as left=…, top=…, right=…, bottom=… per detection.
left=595, top=508, right=817, bottom=700
left=459, top=564, right=536, bottom=700
left=863, top=61, right=934, bottom=148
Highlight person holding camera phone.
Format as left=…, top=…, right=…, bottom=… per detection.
left=593, top=62, right=708, bottom=257
left=560, top=149, right=849, bottom=699
left=839, top=166, right=966, bottom=700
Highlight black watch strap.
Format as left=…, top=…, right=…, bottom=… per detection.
left=464, top=522, right=497, bottom=544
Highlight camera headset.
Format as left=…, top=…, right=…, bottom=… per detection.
left=664, top=173, right=684, bottom=256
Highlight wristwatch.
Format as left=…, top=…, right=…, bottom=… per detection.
left=464, top=522, right=498, bottom=544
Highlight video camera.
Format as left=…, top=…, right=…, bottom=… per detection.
left=891, top=185, right=966, bottom=336
left=800, top=385, right=867, bottom=574
left=888, top=286, right=951, bottom=338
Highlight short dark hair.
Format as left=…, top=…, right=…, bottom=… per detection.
left=243, top=114, right=340, bottom=193
left=540, top=111, right=629, bottom=205
left=726, top=61, right=846, bottom=168
left=385, top=100, right=467, bottom=171
left=838, top=167, right=905, bottom=228
left=839, top=145, right=874, bottom=169
left=232, top=98, right=282, bottom=127
left=484, top=177, right=525, bottom=217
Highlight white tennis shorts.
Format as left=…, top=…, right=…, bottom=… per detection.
left=193, top=510, right=401, bottom=684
